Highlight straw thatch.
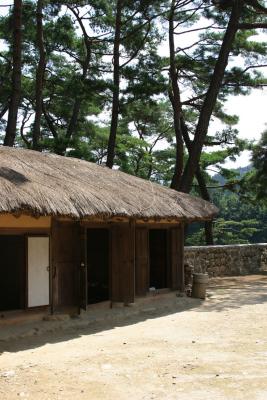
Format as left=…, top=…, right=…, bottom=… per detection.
left=0, top=147, right=218, bottom=221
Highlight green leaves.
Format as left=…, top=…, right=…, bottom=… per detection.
left=187, top=191, right=267, bottom=245
left=240, top=130, right=267, bottom=202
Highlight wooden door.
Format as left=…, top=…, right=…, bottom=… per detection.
left=80, top=226, right=87, bottom=311
left=28, top=236, right=50, bottom=307
left=170, top=224, right=184, bottom=291
left=111, top=223, right=135, bottom=304
left=135, top=228, right=149, bottom=296
left=51, top=220, right=80, bottom=311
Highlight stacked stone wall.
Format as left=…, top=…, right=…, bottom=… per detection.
left=184, top=243, right=267, bottom=277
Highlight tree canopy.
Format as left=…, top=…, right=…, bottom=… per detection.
left=0, top=0, right=266, bottom=244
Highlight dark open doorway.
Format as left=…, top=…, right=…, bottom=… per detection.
left=0, top=235, right=25, bottom=312
left=149, top=229, right=168, bottom=289
left=87, top=228, right=110, bottom=304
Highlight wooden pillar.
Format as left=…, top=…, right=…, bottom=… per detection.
left=170, top=223, right=185, bottom=291
left=111, top=221, right=135, bottom=304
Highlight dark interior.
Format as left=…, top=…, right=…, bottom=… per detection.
left=0, top=235, right=25, bottom=312
left=149, top=229, right=167, bottom=289
left=87, top=228, right=110, bottom=304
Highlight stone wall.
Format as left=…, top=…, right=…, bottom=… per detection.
left=184, top=243, right=267, bottom=277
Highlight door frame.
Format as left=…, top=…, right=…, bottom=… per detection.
left=84, top=226, right=112, bottom=307
left=81, top=221, right=135, bottom=306
left=0, top=230, right=51, bottom=313
left=136, top=224, right=183, bottom=293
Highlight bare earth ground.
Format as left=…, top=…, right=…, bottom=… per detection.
left=1, top=275, right=267, bottom=400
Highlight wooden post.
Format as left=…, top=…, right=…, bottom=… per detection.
left=170, top=223, right=185, bottom=291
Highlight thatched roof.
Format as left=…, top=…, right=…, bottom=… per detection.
left=0, top=147, right=218, bottom=221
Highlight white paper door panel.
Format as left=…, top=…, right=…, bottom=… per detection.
left=28, top=237, right=49, bottom=307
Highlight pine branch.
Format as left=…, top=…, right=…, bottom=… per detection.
left=238, top=22, right=267, bottom=29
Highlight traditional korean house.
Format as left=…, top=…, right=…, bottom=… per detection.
left=0, top=147, right=218, bottom=316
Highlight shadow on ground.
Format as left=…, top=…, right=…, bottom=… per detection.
left=0, top=274, right=266, bottom=356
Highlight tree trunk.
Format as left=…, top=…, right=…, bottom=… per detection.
left=54, top=6, right=92, bottom=154
left=106, top=0, right=122, bottom=169
left=32, top=0, right=46, bottom=151
left=4, top=0, right=22, bottom=146
left=195, top=167, right=214, bottom=245
left=204, top=221, right=214, bottom=245
left=169, top=1, right=184, bottom=190
left=66, top=39, right=91, bottom=143
left=180, top=117, right=214, bottom=244
left=179, top=0, right=244, bottom=193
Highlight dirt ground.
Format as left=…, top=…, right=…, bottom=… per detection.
left=0, top=275, right=267, bottom=400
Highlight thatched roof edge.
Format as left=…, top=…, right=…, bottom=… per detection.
left=0, top=147, right=218, bottom=221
